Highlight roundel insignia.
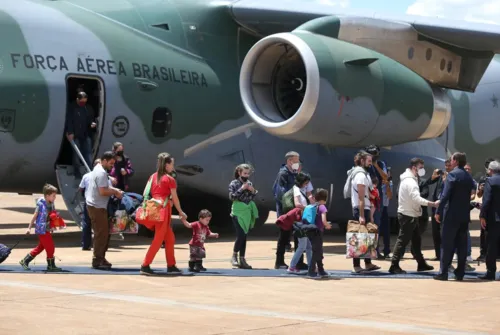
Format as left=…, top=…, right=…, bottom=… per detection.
left=111, top=116, right=129, bottom=138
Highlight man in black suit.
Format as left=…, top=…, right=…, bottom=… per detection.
left=434, top=152, right=475, bottom=281
left=430, top=159, right=452, bottom=260
left=478, top=160, right=500, bottom=281
left=476, top=157, right=496, bottom=261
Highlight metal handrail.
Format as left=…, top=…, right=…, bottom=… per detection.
left=69, top=139, right=91, bottom=173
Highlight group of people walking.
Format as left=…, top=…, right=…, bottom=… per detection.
left=17, top=140, right=500, bottom=281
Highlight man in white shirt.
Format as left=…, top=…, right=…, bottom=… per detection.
left=349, top=151, right=380, bottom=273
left=389, top=158, right=439, bottom=274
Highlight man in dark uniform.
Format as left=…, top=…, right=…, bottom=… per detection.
left=476, top=157, right=496, bottom=261
left=65, top=91, right=96, bottom=179
left=430, top=159, right=452, bottom=260
left=434, top=152, right=475, bottom=281
left=479, top=160, right=500, bottom=280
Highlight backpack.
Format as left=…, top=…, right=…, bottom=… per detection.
left=343, top=167, right=369, bottom=199
left=302, top=204, right=318, bottom=225
left=281, top=188, right=295, bottom=214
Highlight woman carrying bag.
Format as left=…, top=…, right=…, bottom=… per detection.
left=138, top=152, right=187, bottom=275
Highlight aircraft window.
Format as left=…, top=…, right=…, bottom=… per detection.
left=408, top=47, right=414, bottom=60
left=151, top=23, right=170, bottom=31
left=440, top=59, right=446, bottom=71
left=151, top=107, right=172, bottom=138
left=447, top=61, right=453, bottom=73
left=425, top=48, right=432, bottom=61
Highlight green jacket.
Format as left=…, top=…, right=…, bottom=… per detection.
left=231, top=201, right=259, bottom=234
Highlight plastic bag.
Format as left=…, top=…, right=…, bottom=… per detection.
left=110, top=210, right=139, bottom=234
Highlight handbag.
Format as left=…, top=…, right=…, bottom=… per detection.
left=135, top=175, right=170, bottom=230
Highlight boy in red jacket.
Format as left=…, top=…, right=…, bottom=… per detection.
left=182, top=209, right=219, bottom=272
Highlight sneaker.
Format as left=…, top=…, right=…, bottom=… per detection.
left=167, top=265, right=181, bottom=273
left=306, top=272, right=319, bottom=279
left=287, top=267, right=300, bottom=273
left=467, top=256, right=473, bottom=263
left=140, top=265, right=155, bottom=276
left=318, top=269, right=329, bottom=278
left=465, top=264, right=476, bottom=272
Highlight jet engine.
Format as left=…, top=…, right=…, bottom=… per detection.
left=239, top=32, right=452, bottom=147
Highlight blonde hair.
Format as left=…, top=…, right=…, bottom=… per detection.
left=234, top=163, right=253, bottom=179
left=156, top=152, right=173, bottom=182
left=43, top=184, right=58, bottom=196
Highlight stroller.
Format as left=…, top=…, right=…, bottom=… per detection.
left=0, top=240, right=22, bottom=264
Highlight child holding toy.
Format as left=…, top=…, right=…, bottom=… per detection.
left=19, top=184, right=62, bottom=272
left=182, top=209, right=219, bottom=272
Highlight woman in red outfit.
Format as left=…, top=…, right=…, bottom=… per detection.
left=140, top=152, right=187, bottom=275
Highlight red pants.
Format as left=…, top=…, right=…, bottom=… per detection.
left=142, top=205, right=176, bottom=267
left=30, top=233, right=55, bottom=259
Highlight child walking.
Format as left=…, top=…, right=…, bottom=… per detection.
left=182, top=209, right=219, bottom=272
left=19, top=184, right=62, bottom=272
left=306, top=189, right=332, bottom=278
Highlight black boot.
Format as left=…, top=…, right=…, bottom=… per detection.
left=239, top=256, right=252, bottom=269
left=47, top=258, right=62, bottom=272
left=188, top=261, right=197, bottom=272
left=417, top=261, right=434, bottom=272
left=317, top=265, right=328, bottom=278
left=479, top=272, right=495, bottom=281
left=231, top=252, right=239, bottom=267
left=197, top=260, right=207, bottom=272
left=274, top=253, right=288, bottom=270
left=19, top=254, right=34, bottom=271
left=389, top=262, right=406, bottom=274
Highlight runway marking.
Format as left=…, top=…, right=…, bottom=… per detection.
left=0, top=279, right=488, bottom=335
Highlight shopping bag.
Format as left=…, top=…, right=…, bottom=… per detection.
left=123, top=217, right=139, bottom=234
left=135, top=175, right=169, bottom=230
left=110, top=210, right=128, bottom=234
left=346, top=232, right=378, bottom=259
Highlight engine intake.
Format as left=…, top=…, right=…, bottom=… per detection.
left=239, top=32, right=452, bottom=146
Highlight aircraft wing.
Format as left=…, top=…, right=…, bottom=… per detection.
left=230, top=0, right=500, bottom=92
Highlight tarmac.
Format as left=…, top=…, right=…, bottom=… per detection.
left=0, top=192, right=499, bottom=335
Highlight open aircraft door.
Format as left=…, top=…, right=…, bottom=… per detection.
left=55, top=141, right=91, bottom=229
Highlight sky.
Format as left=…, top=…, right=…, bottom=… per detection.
left=318, top=0, right=500, bottom=25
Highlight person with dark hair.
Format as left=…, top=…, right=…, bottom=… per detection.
left=109, top=142, right=134, bottom=191
left=275, top=172, right=311, bottom=269
left=434, top=152, right=475, bottom=281
left=86, top=151, right=123, bottom=270
left=229, top=164, right=259, bottom=269
left=476, top=157, right=497, bottom=261
left=389, top=158, right=438, bottom=274
left=347, top=151, right=380, bottom=273
left=65, top=91, right=96, bottom=179
left=478, top=160, right=500, bottom=280
left=430, top=158, right=452, bottom=260
left=305, top=188, right=332, bottom=278
left=181, top=209, right=219, bottom=272
left=140, top=153, right=186, bottom=275
left=364, top=145, right=389, bottom=237
left=287, top=172, right=313, bottom=273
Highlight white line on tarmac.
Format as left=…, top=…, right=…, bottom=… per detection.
left=0, top=279, right=488, bottom=335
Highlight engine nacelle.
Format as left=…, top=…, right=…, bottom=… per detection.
left=239, top=32, right=452, bottom=147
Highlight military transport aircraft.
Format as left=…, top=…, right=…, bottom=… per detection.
left=1, top=0, right=500, bottom=231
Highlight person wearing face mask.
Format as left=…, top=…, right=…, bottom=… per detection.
left=272, top=151, right=310, bottom=269
left=433, top=152, right=475, bottom=281
left=65, top=91, right=96, bottom=179
left=110, top=142, right=134, bottom=192
left=389, top=158, right=438, bottom=274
